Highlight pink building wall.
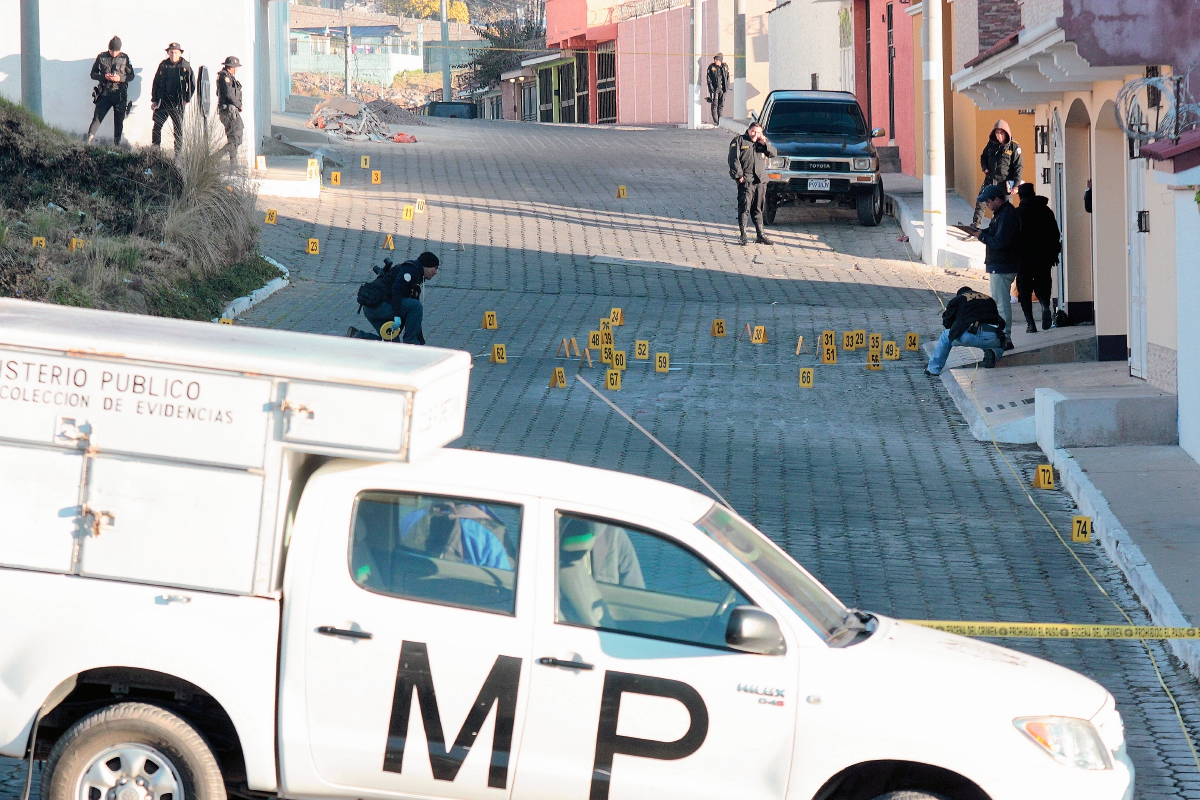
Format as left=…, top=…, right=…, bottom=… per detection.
left=616, top=7, right=690, bottom=124
left=854, top=0, right=916, bottom=175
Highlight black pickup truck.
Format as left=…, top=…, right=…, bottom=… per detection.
left=754, top=90, right=886, bottom=227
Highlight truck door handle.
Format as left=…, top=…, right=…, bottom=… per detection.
left=537, top=657, right=594, bottom=670
left=316, top=625, right=373, bottom=640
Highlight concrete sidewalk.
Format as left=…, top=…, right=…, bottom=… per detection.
left=885, top=173, right=986, bottom=271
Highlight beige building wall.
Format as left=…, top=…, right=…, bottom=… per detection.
left=1145, top=174, right=1179, bottom=390
left=951, top=0, right=977, bottom=72
left=1019, top=0, right=1063, bottom=30
left=745, top=0, right=772, bottom=115
left=1091, top=85, right=1129, bottom=342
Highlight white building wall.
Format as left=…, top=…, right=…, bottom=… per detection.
left=0, top=0, right=270, bottom=168
left=766, top=0, right=842, bottom=93
left=1171, top=176, right=1200, bottom=462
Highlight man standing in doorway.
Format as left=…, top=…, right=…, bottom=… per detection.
left=970, top=119, right=1024, bottom=228
left=151, top=43, right=195, bottom=155
left=216, top=57, right=244, bottom=169
left=86, top=37, right=135, bottom=146
left=728, top=123, right=777, bottom=246
left=706, top=54, right=730, bottom=125
left=1015, top=183, right=1060, bottom=332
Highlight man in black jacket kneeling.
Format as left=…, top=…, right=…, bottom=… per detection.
left=926, top=287, right=1008, bottom=375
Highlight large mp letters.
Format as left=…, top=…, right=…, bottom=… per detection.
left=383, top=641, right=522, bottom=789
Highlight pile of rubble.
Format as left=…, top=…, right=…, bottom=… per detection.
left=365, top=99, right=428, bottom=126
left=305, top=98, right=423, bottom=142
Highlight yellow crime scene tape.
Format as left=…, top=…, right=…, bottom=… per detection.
left=905, top=620, right=1200, bottom=639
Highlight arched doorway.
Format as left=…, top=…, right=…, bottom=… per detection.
left=1094, top=99, right=1128, bottom=360
left=1064, top=98, right=1093, bottom=323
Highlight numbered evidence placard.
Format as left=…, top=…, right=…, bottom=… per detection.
left=605, top=369, right=622, bottom=390
left=612, top=351, right=627, bottom=371
left=799, top=368, right=814, bottom=388
left=489, top=344, right=507, bottom=364
left=655, top=352, right=670, bottom=373
left=635, top=340, right=650, bottom=360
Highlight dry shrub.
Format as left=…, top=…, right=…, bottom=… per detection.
left=162, top=105, right=258, bottom=276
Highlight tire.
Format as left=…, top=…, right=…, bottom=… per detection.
left=857, top=182, right=884, bottom=227
left=41, top=703, right=226, bottom=800
left=764, top=203, right=777, bottom=225
left=869, top=793, right=951, bottom=800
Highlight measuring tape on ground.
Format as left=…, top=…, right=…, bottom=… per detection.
left=906, top=620, right=1200, bottom=639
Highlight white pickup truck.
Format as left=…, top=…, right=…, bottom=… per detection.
left=0, top=300, right=1132, bottom=800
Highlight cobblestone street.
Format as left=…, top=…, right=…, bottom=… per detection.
left=4, top=118, right=1198, bottom=798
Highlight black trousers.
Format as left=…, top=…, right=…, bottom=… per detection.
left=152, top=103, right=186, bottom=152
left=710, top=92, right=725, bottom=125
left=87, top=93, right=127, bottom=143
left=219, top=109, right=244, bottom=165
left=1017, top=266, right=1053, bottom=322
left=737, top=180, right=767, bottom=234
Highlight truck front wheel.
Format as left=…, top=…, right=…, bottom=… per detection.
left=41, top=703, right=226, bottom=800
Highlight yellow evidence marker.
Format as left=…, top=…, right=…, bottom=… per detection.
left=556, top=338, right=581, bottom=358
left=330, top=172, right=342, bottom=187
left=610, top=308, right=624, bottom=326
left=600, top=318, right=612, bottom=333
left=68, top=238, right=88, bottom=252
left=415, top=198, right=427, bottom=213
left=606, top=369, right=622, bottom=390
left=1072, top=516, right=1092, bottom=543
left=751, top=325, right=768, bottom=344
left=868, top=333, right=882, bottom=352
left=655, top=352, right=670, bottom=373
left=588, top=330, right=602, bottom=350
left=402, top=205, right=415, bottom=221
left=265, top=209, right=278, bottom=224
left=601, top=330, right=614, bottom=347
left=854, top=330, right=866, bottom=349
left=306, top=238, right=320, bottom=255
left=482, top=311, right=499, bottom=330
left=821, top=344, right=838, bottom=365
left=866, top=351, right=882, bottom=371
left=32, top=237, right=46, bottom=248
left=1033, top=464, right=1055, bottom=490
left=361, top=155, right=370, bottom=169
left=371, top=170, right=382, bottom=185
left=821, top=330, right=835, bottom=348
left=549, top=367, right=567, bottom=388
left=490, top=344, right=508, bottom=364
left=613, top=350, right=627, bottom=370
left=842, top=331, right=855, bottom=350
left=906, top=332, right=920, bottom=351
left=711, top=319, right=726, bottom=337
left=616, top=185, right=628, bottom=199
left=218, top=318, right=233, bottom=325
left=635, top=340, right=650, bottom=359
left=799, top=368, right=814, bottom=388
left=383, top=234, right=395, bottom=250
left=306, top=159, right=320, bottom=181
left=882, top=341, right=900, bottom=360
left=601, top=344, right=615, bottom=365
left=795, top=336, right=806, bottom=355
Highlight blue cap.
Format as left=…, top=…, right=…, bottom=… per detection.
left=977, top=184, right=1007, bottom=203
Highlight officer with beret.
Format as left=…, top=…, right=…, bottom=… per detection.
left=216, top=56, right=244, bottom=169
left=86, top=36, right=135, bottom=146
left=151, top=43, right=195, bottom=154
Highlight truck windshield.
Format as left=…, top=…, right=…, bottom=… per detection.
left=764, top=101, right=867, bottom=137
left=696, top=504, right=847, bottom=642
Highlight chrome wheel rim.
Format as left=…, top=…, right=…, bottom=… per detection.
left=76, top=744, right=184, bottom=800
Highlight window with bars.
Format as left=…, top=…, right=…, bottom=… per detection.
left=597, top=41, right=616, bottom=124
left=576, top=51, right=591, bottom=124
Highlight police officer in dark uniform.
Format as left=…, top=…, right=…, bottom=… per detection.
left=151, top=43, right=195, bottom=154
left=360, top=252, right=440, bottom=345
left=728, top=122, right=777, bottom=246
left=706, top=54, right=730, bottom=125
left=216, top=57, right=244, bottom=169
left=86, top=37, right=135, bottom=146
left=971, top=119, right=1024, bottom=228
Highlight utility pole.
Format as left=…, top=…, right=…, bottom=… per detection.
left=687, top=0, right=702, bottom=129
left=921, top=0, right=947, bottom=266
left=343, top=8, right=352, bottom=99
left=20, top=0, right=42, bottom=117
left=732, top=0, right=746, bottom=120
left=441, top=0, right=451, bottom=102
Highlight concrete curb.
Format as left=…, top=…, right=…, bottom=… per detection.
left=939, top=370, right=1037, bottom=443
left=1044, top=444, right=1200, bottom=680
left=885, top=190, right=985, bottom=272
left=217, top=255, right=291, bottom=320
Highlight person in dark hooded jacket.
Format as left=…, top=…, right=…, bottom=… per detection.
left=971, top=119, right=1024, bottom=227
left=1015, top=183, right=1061, bottom=332
left=926, top=286, right=1008, bottom=375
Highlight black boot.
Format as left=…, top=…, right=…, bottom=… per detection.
left=755, top=227, right=774, bottom=245
left=1042, top=305, right=1053, bottom=330
left=738, top=229, right=748, bottom=246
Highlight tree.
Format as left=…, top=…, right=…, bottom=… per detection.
left=448, top=1, right=470, bottom=23
left=384, top=0, right=469, bottom=22
left=465, top=16, right=545, bottom=91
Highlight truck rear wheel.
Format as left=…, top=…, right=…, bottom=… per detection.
left=41, top=703, right=226, bottom=800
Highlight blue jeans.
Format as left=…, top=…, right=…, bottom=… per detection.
left=363, top=298, right=424, bottom=344
left=926, top=328, right=1006, bottom=374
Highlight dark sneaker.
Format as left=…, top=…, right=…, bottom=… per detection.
left=1004, top=340, right=1015, bottom=351
left=345, top=326, right=360, bottom=337
left=1026, top=322, right=1037, bottom=333
left=1043, top=308, right=1053, bottom=329
left=983, top=350, right=997, bottom=368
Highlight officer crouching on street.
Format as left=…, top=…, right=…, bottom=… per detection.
left=151, top=43, right=195, bottom=154
left=352, top=253, right=441, bottom=345
left=728, top=122, right=777, bottom=246
left=216, top=57, right=244, bottom=169
left=86, top=37, right=135, bottom=146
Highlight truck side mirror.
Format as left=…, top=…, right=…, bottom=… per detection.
left=726, top=606, right=786, bottom=655
left=871, top=127, right=887, bottom=139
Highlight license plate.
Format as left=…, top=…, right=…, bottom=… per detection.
left=807, top=179, right=831, bottom=191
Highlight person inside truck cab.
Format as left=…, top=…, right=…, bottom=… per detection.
left=399, top=501, right=512, bottom=569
